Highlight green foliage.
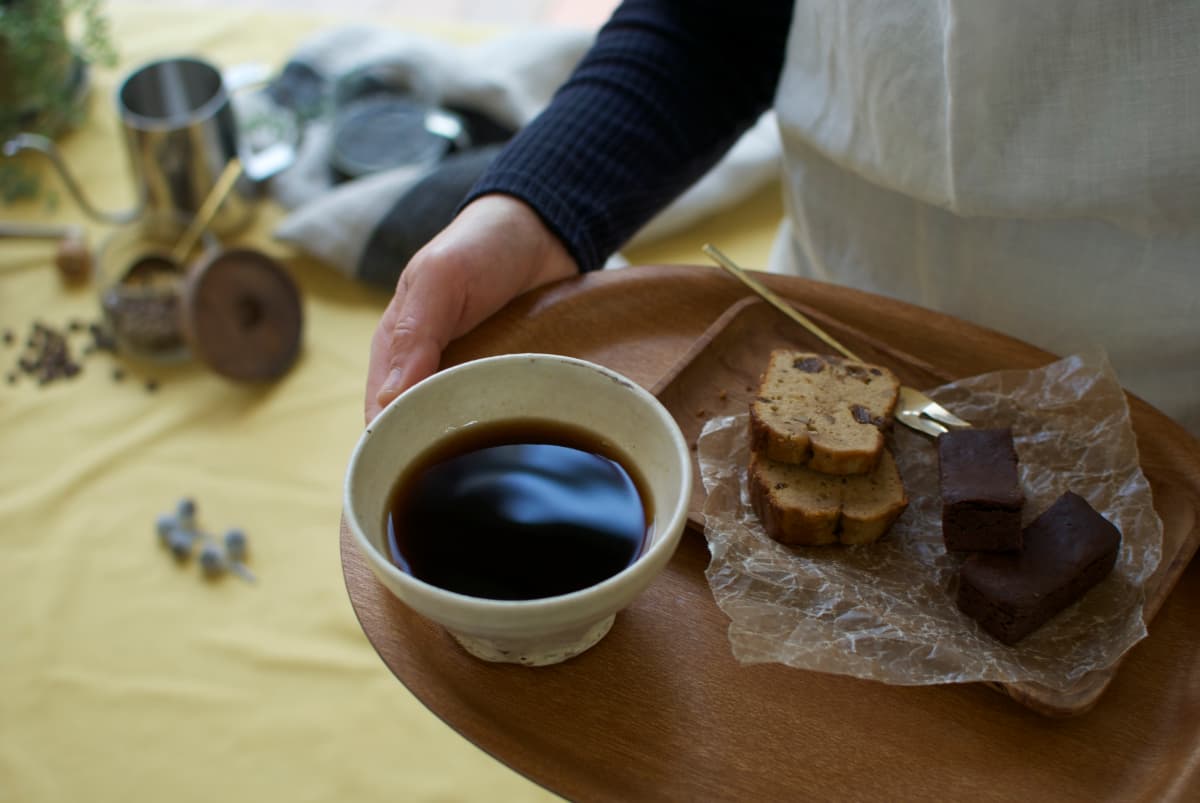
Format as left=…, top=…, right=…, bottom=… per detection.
left=0, top=0, right=116, bottom=202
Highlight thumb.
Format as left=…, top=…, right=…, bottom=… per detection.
left=374, top=264, right=466, bottom=412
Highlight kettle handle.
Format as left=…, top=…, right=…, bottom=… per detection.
left=3, top=132, right=145, bottom=224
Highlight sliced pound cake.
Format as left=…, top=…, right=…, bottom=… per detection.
left=749, top=350, right=900, bottom=475
left=748, top=447, right=909, bottom=546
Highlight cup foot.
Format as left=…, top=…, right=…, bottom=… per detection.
left=450, top=615, right=615, bottom=666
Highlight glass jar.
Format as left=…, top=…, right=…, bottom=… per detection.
left=95, top=213, right=215, bottom=363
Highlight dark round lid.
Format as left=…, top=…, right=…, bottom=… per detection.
left=183, top=248, right=303, bottom=381
left=330, top=97, right=460, bottom=179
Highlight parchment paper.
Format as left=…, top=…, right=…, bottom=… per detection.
left=697, top=351, right=1163, bottom=691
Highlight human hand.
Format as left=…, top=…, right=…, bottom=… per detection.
left=364, top=194, right=579, bottom=423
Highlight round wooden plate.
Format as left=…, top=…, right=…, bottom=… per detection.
left=341, top=265, right=1200, bottom=802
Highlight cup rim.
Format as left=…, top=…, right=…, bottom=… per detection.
left=343, top=353, right=693, bottom=614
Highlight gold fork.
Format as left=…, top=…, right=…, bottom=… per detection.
left=702, top=244, right=971, bottom=438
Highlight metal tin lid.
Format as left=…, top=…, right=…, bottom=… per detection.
left=182, top=248, right=303, bottom=381
left=330, top=96, right=464, bottom=179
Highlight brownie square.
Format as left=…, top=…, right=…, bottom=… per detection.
left=956, top=491, right=1122, bottom=645
left=938, top=428, right=1024, bottom=551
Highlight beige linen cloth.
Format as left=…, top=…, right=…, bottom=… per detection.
left=770, top=0, right=1200, bottom=436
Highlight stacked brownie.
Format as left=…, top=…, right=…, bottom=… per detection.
left=939, top=428, right=1025, bottom=552
left=938, top=428, right=1122, bottom=645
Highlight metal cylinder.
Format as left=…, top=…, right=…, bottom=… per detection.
left=117, top=57, right=253, bottom=236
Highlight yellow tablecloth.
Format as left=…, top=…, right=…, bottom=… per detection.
left=0, top=5, right=781, bottom=801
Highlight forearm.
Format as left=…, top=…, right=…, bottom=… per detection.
left=464, top=0, right=794, bottom=271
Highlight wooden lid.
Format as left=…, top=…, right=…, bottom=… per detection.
left=183, top=248, right=303, bottom=381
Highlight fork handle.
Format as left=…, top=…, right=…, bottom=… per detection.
left=702, top=244, right=865, bottom=363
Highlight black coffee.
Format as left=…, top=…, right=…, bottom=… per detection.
left=385, top=418, right=651, bottom=600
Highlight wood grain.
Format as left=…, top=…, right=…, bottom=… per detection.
left=342, top=265, right=1200, bottom=802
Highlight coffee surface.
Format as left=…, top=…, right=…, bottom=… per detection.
left=386, top=419, right=650, bottom=600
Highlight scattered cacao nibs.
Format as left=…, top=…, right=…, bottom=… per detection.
left=145, top=379, right=159, bottom=393
left=87, top=322, right=118, bottom=354
left=112, top=368, right=125, bottom=381
left=5, top=318, right=120, bottom=388
left=5, top=373, right=16, bottom=384
left=13, top=322, right=79, bottom=385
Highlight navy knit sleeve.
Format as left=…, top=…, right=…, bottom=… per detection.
left=462, top=0, right=794, bottom=272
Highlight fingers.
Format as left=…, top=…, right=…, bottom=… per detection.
left=362, top=195, right=581, bottom=425
left=366, top=260, right=466, bottom=421
left=364, top=313, right=396, bottom=424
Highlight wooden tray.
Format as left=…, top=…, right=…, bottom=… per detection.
left=651, top=295, right=1194, bottom=716
left=342, top=265, right=1200, bottom=801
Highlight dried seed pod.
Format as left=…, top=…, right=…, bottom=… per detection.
left=55, top=235, right=93, bottom=285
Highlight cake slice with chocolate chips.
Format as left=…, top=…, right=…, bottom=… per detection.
left=749, top=350, right=900, bottom=475
left=748, top=447, right=908, bottom=545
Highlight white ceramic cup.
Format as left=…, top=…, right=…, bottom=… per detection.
left=343, top=353, right=693, bottom=666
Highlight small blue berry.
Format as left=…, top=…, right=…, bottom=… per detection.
left=156, top=514, right=177, bottom=544
left=176, top=497, right=196, bottom=528
left=223, top=528, right=247, bottom=562
left=198, top=542, right=225, bottom=577
left=166, top=529, right=194, bottom=561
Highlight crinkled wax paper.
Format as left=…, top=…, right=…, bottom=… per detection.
left=697, top=351, right=1162, bottom=691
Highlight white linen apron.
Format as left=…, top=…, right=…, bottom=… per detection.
left=770, top=0, right=1200, bottom=435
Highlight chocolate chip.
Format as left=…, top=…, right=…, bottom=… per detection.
left=844, top=364, right=869, bottom=380
left=794, top=357, right=825, bottom=373
left=850, top=404, right=884, bottom=427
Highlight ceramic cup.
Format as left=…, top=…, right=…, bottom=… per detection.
left=343, top=353, right=692, bottom=666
